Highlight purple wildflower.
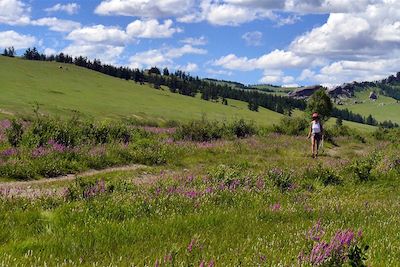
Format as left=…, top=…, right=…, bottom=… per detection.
left=199, top=261, right=205, bottom=267
left=307, top=220, right=325, bottom=242
left=0, top=120, right=11, bottom=129
left=32, top=146, right=48, bottom=158
left=83, top=179, right=106, bottom=198
left=271, top=203, right=281, bottom=211
left=187, top=239, right=196, bottom=253
left=1, top=148, right=18, bottom=157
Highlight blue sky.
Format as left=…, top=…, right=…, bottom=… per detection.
left=1, top=0, right=399, bottom=87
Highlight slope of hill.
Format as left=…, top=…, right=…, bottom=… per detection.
left=0, top=56, right=282, bottom=125
left=338, top=91, right=400, bottom=124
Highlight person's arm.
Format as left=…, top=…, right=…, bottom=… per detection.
left=307, top=123, right=312, bottom=138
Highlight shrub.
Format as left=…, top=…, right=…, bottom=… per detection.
left=6, top=119, right=24, bottom=147
left=174, top=119, right=226, bottom=142
left=349, top=153, right=381, bottom=182
left=272, top=116, right=308, bottom=136
left=268, top=168, right=294, bottom=192
left=373, top=127, right=400, bottom=143
left=229, top=119, right=256, bottom=138
left=304, top=164, right=343, bottom=186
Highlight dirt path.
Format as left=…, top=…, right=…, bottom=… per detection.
left=0, top=164, right=154, bottom=198
left=0, top=164, right=148, bottom=188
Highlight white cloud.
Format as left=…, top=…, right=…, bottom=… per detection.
left=95, top=0, right=194, bottom=18
left=130, top=45, right=207, bottom=69
left=66, top=25, right=129, bottom=46
left=62, top=44, right=125, bottom=64
left=284, top=0, right=376, bottom=14
left=242, top=31, right=262, bottom=46
left=180, top=36, right=208, bottom=46
left=45, top=3, right=80, bottom=15
left=126, top=19, right=182, bottom=38
left=43, top=48, right=57, bottom=55
left=180, top=62, right=199, bottom=72
left=31, top=17, right=81, bottom=32
left=214, top=49, right=309, bottom=71
left=202, top=2, right=276, bottom=26
left=130, top=49, right=170, bottom=68
left=0, top=30, right=36, bottom=49
left=165, top=44, right=207, bottom=58
left=0, top=0, right=30, bottom=25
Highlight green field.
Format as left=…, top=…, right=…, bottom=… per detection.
left=339, top=91, right=400, bottom=124
left=0, top=133, right=399, bottom=266
left=0, top=56, right=283, bottom=125
left=1, top=56, right=379, bottom=134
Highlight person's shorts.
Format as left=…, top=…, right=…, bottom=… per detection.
left=313, top=133, right=322, bottom=141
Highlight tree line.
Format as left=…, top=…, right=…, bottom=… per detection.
left=4, top=47, right=396, bottom=128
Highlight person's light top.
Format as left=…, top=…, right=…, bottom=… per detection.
left=312, top=121, right=321, bottom=134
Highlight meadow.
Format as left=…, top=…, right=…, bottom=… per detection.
left=0, top=114, right=399, bottom=266
left=1, top=55, right=399, bottom=266
left=0, top=56, right=282, bottom=126
left=339, top=91, right=400, bottom=124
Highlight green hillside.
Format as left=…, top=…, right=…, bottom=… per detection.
left=0, top=56, right=282, bottom=125
left=339, top=91, right=400, bottom=124
left=0, top=56, right=378, bottom=132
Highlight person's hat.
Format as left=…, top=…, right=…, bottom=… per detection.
left=312, top=112, right=319, bottom=118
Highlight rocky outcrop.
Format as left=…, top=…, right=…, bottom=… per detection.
left=288, top=85, right=324, bottom=99
left=327, top=84, right=354, bottom=98
left=369, top=91, right=378, bottom=100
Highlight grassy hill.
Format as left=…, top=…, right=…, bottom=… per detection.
left=0, top=56, right=282, bottom=125
left=0, top=56, right=378, bottom=132
left=338, top=91, right=400, bottom=124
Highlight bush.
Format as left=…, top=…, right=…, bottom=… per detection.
left=174, top=119, right=226, bottom=142
left=304, top=164, right=343, bottom=186
left=272, top=116, right=308, bottom=136
left=373, top=127, right=400, bottom=143
left=6, top=119, right=24, bottom=147
left=349, top=153, right=381, bottom=182
left=268, top=168, right=294, bottom=192
left=229, top=119, right=256, bottom=138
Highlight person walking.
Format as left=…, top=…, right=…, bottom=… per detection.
left=307, top=112, right=324, bottom=158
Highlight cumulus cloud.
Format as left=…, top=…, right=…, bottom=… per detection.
left=62, top=44, right=125, bottom=64
left=211, top=0, right=400, bottom=85
left=180, top=36, right=208, bottom=46
left=66, top=25, right=129, bottom=46
left=284, top=0, right=376, bottom=14
left=31, top=17, right=81, bottom=32
left=179, top=62, right=199, bottom=72
left=0, top=0, right=30, bottom=25
left=214, top=49, right=309, bottom=71
left=95, top=0, right=194, bottom=18
left=129, top=45, right=207, bottom=69
left=126, top=19, right=182, bottom=38
left=45, top=3, right=80, bottom=15
left=0, top=30, right=36, bottom=49
left=242, top=31, right=262, bottom=46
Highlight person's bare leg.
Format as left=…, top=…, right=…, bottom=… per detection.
left=311, top=136, right=316, bottom=158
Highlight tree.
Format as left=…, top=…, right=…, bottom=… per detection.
left=163, top=67, right=169, bottom=76
left=306, top=89, right=333, bottom=121
left=149, top=67, right=161, bottom=75
left=248, top=101, right=259, bottom=112
left=335, top=117, right=343, bottom=127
